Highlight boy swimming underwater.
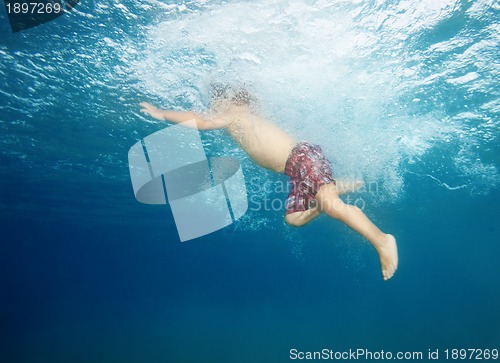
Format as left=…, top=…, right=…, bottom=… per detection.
left=140, top=86, right=398, bottom=280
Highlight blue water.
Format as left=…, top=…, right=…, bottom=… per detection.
left=1, top=1, right=499, bottom=362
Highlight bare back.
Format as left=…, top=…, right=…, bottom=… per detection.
left=223, top=108, right=296, bottom=173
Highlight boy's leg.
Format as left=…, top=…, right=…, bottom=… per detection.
left=285, top=204, right=321, bottom=227
left=335, top=179, right=364, bottom=195
left=315, top=184, right=398, bottom=280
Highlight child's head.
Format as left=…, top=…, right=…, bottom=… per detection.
left=210, top=83, right=256, bottom=111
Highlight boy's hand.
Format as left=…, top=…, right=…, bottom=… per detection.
left=140, top=102, right=165, bottom=121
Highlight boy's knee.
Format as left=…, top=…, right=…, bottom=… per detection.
left=321, top=198, right=353, bottom=219
left=285, top=214, right=304, bottom=227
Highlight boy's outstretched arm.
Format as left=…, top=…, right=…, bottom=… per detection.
left=139, top=102, right=231, bottom=130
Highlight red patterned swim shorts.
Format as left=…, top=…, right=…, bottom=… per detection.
left=284, top=142, right=336, bottom=215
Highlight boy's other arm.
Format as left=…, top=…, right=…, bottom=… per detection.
left=139, top=102, right=231, bottom=130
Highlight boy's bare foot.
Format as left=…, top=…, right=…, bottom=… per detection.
left=376, top=234, right=398, bottom=281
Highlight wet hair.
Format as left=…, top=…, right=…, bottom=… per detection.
left=210, top=83, right=256, bottom=107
